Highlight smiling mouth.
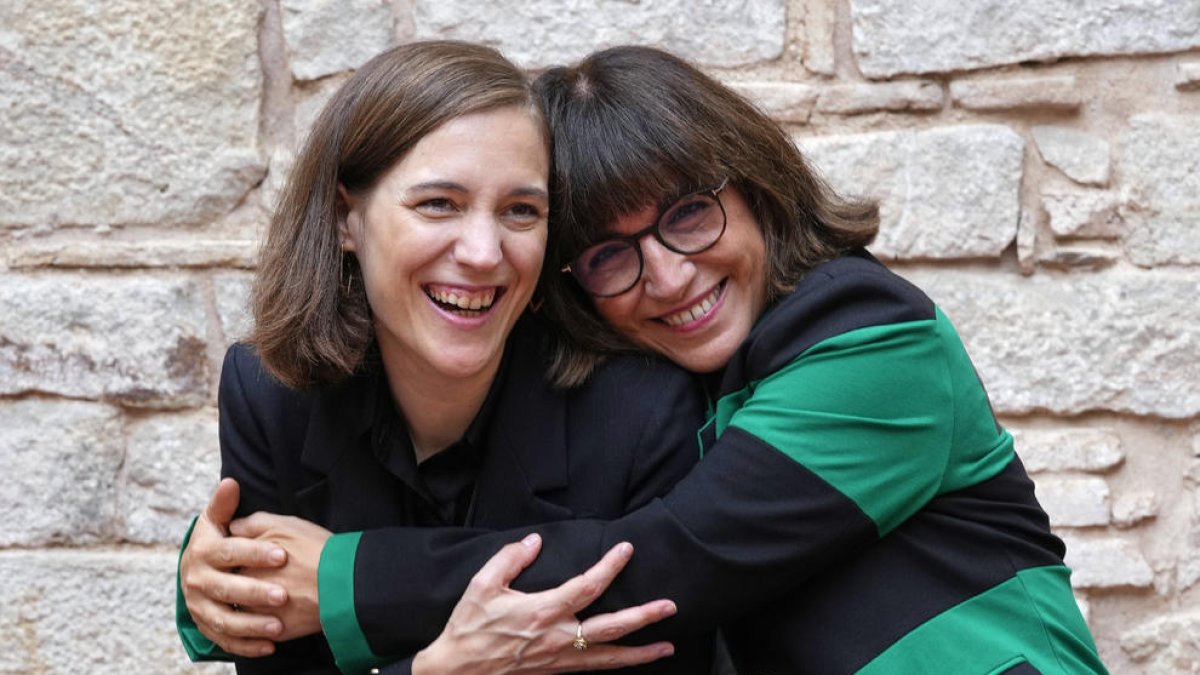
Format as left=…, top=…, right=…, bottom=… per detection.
left=424, top=284, right=502, bottom=317
left=660, top=280, right=725, bottom=327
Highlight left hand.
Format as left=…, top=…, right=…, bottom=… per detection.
left=229, top=511, right=334, bottom=641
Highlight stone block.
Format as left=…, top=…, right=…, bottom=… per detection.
left=815, top=81, right=944, bottom=115
left=1176, top=61, right=1200, bottom=91
left=1034, top=476, right=1111, bottom=527
left=1042, top=188, right=1125, bottom=239
left=798, top=124, right=1022, bottom=259
left=803, top=0, right=837, bottom=75
left=1120, top=609, right=1200, bottom=673
left=1120, top=114, right=1200, bottom=265
left=950, top=76, right=1081, bottom=111
left=0, top=400, right=122, bottom=546
left=281, top=0, right=394, bottom=81
left=0, top=0, right=264, bottom=229
left=851, top=0, right=1200, bottom=78
left=0, top=551, right=233, bottom=674
left=1016, top=209, right=1037, bottom=274
left=904, top=270, right=1200, bottom=418
left=1009, top=429, right=1124, bottom=474
left=0, top=274, right=211, bottom=408
left=1059, top=534, right=1154, bottom=589
left=213, top=272, right=256, bottom=347
left=120, top=410, right=220, bottom=544
left=729, top=82, right=819, bottom=124
left=1036, top=245, right=1121, bottom=271
left=5, top=240, right=257, bottom=270
left=1032, top=126, right=1110, bottom=187
left=411, top=0, right=787, bottom=69
left=1112, top=490, right=1159, bottom=528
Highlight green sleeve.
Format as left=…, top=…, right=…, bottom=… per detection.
left=320, top=531, right=392, bottom=674
left=175, top=515, right=234, bottom=662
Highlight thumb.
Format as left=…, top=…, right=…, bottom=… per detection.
left=204, top=478, right=241, bottom=530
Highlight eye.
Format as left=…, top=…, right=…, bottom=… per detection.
left=661, top=196, right=712, bottom=233
left=413, top=197, right=458, bottom=216
left=502, top=201, right=546, bottom=229
left=581, top=241, right=634, bottom=273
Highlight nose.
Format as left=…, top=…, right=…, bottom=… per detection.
left=639, top=235, right=693, bottom=300
left=454, top=211, right=503, bottom=271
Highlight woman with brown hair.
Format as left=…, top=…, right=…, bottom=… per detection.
left=188, top=45, right=1107, bottom=674
left=175, top=40, right=719, bottom=674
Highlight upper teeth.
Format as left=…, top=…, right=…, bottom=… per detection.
left=429, top=287, right=496, bottom=310
left=663, top=285, right=721, bottom=327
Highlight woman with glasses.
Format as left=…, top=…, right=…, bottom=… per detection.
left=189, top=45, right=1107, bottom=674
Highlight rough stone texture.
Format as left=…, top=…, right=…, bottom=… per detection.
left=1016, top=209, right=1037, bottom=273
left=1112, top=491, right=1159, bottom=528
left=1042, top=188, right=1125, bottom=239
left=851, top=0, right=1200, bottom=78
left=281, top=0, right=394, bottom=81
left=731, top=82, right=819, bottom=124
left=0, top=551, right=233, bottom=674
left=903, top=269, right=1200, bottom=418
left=814, top=81, right=944, bottom=114
left=1120, top=114, right=1200, bottom=266
left=0, top=401, right=123, bottom=546
left=0, top=0, right=265, bottom=229
left=1032, top=126, right=1111, bottom=187
left=1120, top=610, right=1200, bottom=674
left=1178, top=61, right=1200, bottom=91
left=1060, top=534, right=1155, bottom=589
left=213, top=272, right=256, bottom=347
left=1035, top=245, right=1121, bottom=271
left=730, top=82, right=819, bottom=124
left=1035, top=476, right=1111, bottom=527
left=0, top=274, right=211, bottom=408
left=411, top=0, right=788, bottom=69
left=949, top=76, right=1081, bottom=111
left=803, top=0, right=837, bottom=75
left=120, top=410, right=220, bottom=544
left=798, top=125, right=1023, bottom=259
left=5, top=240, right=257, bottom=270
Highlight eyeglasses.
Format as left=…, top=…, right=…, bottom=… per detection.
left=561, top=179, right=729, bottom=298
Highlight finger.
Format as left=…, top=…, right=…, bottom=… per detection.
left=546, top=541, right=633, bottom=613
left=229, top=511, right=311, bottom=539
left=194, top=611, right=280, bottom=659
left=194, top=600, right=284, bottom=642
left=465, top=533, right=543, bottom=591
left=555, top=642, right=675, bottom=671
left=204, top=478, right=241, bottom=532
left=198, top=567, right=288, bottom=607
left=202, top=534, right=287, bottom=572
left=579, top=599, right=677, bottom=644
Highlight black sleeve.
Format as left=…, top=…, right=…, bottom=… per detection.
left=217, top=345, right=344, bottom=674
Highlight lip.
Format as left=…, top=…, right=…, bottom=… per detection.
left=655, top=279, right=727, bottom=333
left=423, top=283, right=507, bottom=328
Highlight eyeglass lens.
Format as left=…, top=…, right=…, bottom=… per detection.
left=573, top=188, right=725, bottom=297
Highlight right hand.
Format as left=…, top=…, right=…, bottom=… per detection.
left=179, top=479, right=290, bottom=657
left=412, top=534, right=677, bottom=674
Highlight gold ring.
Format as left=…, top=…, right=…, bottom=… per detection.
left=572, top=622, right=589, bottom=651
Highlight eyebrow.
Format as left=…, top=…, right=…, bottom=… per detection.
left=405, top=181, right=549, bottom=201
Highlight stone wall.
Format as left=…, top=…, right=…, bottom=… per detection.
left=1, top=1, right=1197, bottom=673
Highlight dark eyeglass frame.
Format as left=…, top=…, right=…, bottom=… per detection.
left=561, top=178, right=730, bottom=298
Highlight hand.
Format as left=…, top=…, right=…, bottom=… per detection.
left=413, top=535, right=677, bottom=675
left=228, top=511, right=333, bottom=641
left=180, top=478, right=289, bottom=657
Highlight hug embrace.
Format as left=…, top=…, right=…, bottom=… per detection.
left=176, top=40, right=1108, bottom=674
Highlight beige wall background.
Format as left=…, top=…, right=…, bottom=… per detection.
left=2, top=0, right=1198, bottom=673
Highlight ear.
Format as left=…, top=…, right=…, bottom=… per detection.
left=336, top=183, right=359, bottom=253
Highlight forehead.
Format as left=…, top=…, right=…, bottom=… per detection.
left=389, top=106, right=549, bottom=186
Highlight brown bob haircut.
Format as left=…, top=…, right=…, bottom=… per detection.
left=534, top=45, right=880, bottom=387
left=250, top=40, right=543, bottom=388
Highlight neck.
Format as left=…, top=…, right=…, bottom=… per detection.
left=379, top=351, right=498, bottom=465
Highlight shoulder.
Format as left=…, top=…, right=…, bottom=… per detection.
left=734, top=251, right=937, bottom=383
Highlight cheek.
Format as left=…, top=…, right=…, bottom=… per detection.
left=594, top=296, right=639, bottom=331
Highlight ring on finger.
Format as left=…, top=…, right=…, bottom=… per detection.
left=572, top=622, right=589, bottom=651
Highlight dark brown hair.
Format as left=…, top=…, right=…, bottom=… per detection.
left=250, top=41, right=542, bottom=387
left=534, top=45, right=880, bottom=386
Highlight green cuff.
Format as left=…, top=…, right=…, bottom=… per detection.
left=175, top=515, right=234, bottom=662
left=320, top=531, right=389, bottom=674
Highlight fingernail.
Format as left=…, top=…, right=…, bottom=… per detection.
left=617, top=542, right=633, bottom=557
left=662, top=601, right=677, bottom=616
left=267, top=547, right=286, bottom=564
left=268, top=588, right=286, bottom=605
left=265, top=620, right=282, bottom=636
left=259, top=644, right=275, bottom=656
left=659, top=644, right=675, bottom=657
left=522, top=533, right=540, bottom=547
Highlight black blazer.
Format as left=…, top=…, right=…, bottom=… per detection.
left=217, top=315, right=714, bottom=674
